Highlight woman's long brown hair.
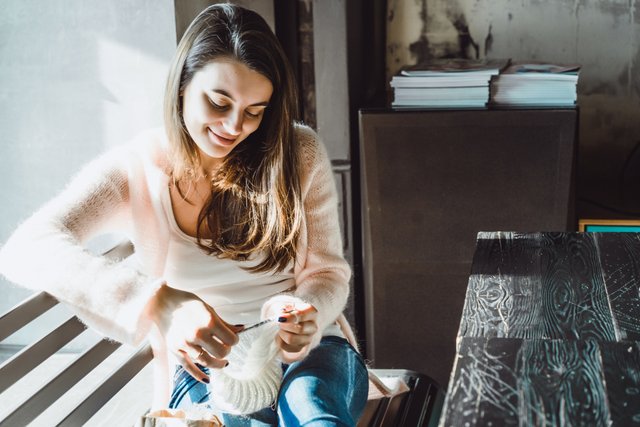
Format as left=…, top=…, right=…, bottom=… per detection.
left=163, top=4, right=302, bottom=273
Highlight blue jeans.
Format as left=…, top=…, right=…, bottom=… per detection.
left=169, top=336, right=369, bottom=426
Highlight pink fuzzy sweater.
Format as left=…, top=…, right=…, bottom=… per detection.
left=0, top=124, right=354, bottom=406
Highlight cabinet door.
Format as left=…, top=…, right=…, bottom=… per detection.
left=358, top=109, right=577, bottom=386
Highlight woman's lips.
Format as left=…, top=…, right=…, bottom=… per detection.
left=208, top=128, right=236, bottom=146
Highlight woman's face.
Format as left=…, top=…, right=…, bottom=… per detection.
left=181, top=59, right=273, bottom=172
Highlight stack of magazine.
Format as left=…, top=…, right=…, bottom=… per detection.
left=490, top=62, right=581, bottom=107
left=390, top=58, right=510, bottom=109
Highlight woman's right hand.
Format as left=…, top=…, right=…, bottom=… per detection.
left=150, top=284, right=240, bottom=383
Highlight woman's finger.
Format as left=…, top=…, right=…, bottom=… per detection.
left=278, top=319, right=317, bottom=335
left=195, top=332, right=232, bottom=360
left=177, top=349, right=210, bottom=384
left=208, top=317, right=240, bottom=347
left=276, top=335, right=308, bottom=353
left=194, top=347, right=228, bottom=369
left=278, top=329, right=313, bottom=347
left=185, top=344, right=205, bottom=361
left=278, top=304, right=317, bottom=324
left=183, top=340, right=228, bottom=369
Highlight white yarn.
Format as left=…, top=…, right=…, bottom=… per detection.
left=210, top=321, right=282, bottom=414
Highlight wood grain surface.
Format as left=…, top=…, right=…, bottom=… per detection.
left=441, top=232, right=640, bottom=426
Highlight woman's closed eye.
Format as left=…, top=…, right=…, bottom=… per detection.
left=244, top=108, right=263, bottom=119
left=208, top=97, right=263, bottom=119
left=208, top=98, right=229, bottom=111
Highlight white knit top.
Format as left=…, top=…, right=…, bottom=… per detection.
left=160, top=184, right=343, bottom=338
left=160, top=183, right=295, bottom=326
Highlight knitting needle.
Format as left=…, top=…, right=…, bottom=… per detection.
left=237, top=317, right=278, bottom=334
left=237, top=309, right=297, bottom=334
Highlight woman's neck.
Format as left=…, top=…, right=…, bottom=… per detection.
left=198, top=151, right=223, bottom=178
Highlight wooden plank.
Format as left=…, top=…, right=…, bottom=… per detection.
left=0, top=339, right=120, bottom=427
left=536, top=233, right=616, bottom=341
left=441, top=338, right=615, bottom=426
left=462, top=232, right=616, bottom=341
left=594, top=232, right=640, bottom=341
left=440, top=337, right=521, bottom=426
left=599, top=341, right=640, bottom=426
left=461, top=232, right=543, bottom=338
left=460, top=273, right=544, bottom=339
left=470, top=232, right=542, bottom=278
left=517, top=339, right=611, bottom=426
left=444, top=233, right=640, bottom=425
left=0, top=292, right=58, bottom=342
left=57, top=344, right=153, bottom=427
left=0, top=317, right=86, bottom=394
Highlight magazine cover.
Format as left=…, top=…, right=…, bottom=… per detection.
left=502, top=61, right=581, bottom=75
left=400, top=58, right=511, bottom=76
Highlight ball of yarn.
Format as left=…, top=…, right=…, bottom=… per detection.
left=210, top=321, right=282, bottom=414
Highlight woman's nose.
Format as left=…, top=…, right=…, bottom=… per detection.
left=223, top=111, right=243, bottom=135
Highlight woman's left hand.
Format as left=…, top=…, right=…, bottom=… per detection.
left=276, top=303, right=318, bottom=354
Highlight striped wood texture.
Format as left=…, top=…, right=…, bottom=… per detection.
left=440, top=232, right=640, bottom=426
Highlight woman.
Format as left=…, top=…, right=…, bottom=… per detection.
left=0, top=4, right=368, bottom=426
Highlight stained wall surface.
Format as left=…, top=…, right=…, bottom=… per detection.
left=387, top=0, right=640, bottom=219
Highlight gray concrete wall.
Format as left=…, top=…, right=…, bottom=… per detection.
left=0, top=0, right=176, bottom=346
left=387, top=0, right=640, bottom=219
left=313, top=0, right=351, bottom=161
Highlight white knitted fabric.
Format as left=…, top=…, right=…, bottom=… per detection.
left=210, top=322, right=282, bottom=414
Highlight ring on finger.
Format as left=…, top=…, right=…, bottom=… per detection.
left=189, top=347, right=205, bottom=361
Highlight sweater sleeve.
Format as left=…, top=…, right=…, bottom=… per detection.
left=0, top=146, right=162, bottom=345
left=261, top=126, right=351, bottom=340
left=294, top=129, right=351, bottom=332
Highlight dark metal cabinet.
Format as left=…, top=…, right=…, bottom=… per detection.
left=358, top=108, right=578, bottom=387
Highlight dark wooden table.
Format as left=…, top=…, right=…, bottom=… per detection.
left=438, top=232, right=640, bottom=427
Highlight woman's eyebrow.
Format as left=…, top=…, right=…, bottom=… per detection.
left=211, top=88, right=269, bottom=106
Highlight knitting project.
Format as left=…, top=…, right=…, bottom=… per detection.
left=210, top=321, right=282, bottom=414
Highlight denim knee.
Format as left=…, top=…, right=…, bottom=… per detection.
left=278, top=336, right=369, bottom=426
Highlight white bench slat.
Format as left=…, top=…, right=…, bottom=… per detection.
left=0, top=292, right=58, bottom=342
left=58, top=344, right=153, bottom=427
left=0, top=339, right=121, bottom=427
left=0, top=316, right=86, bottom=394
